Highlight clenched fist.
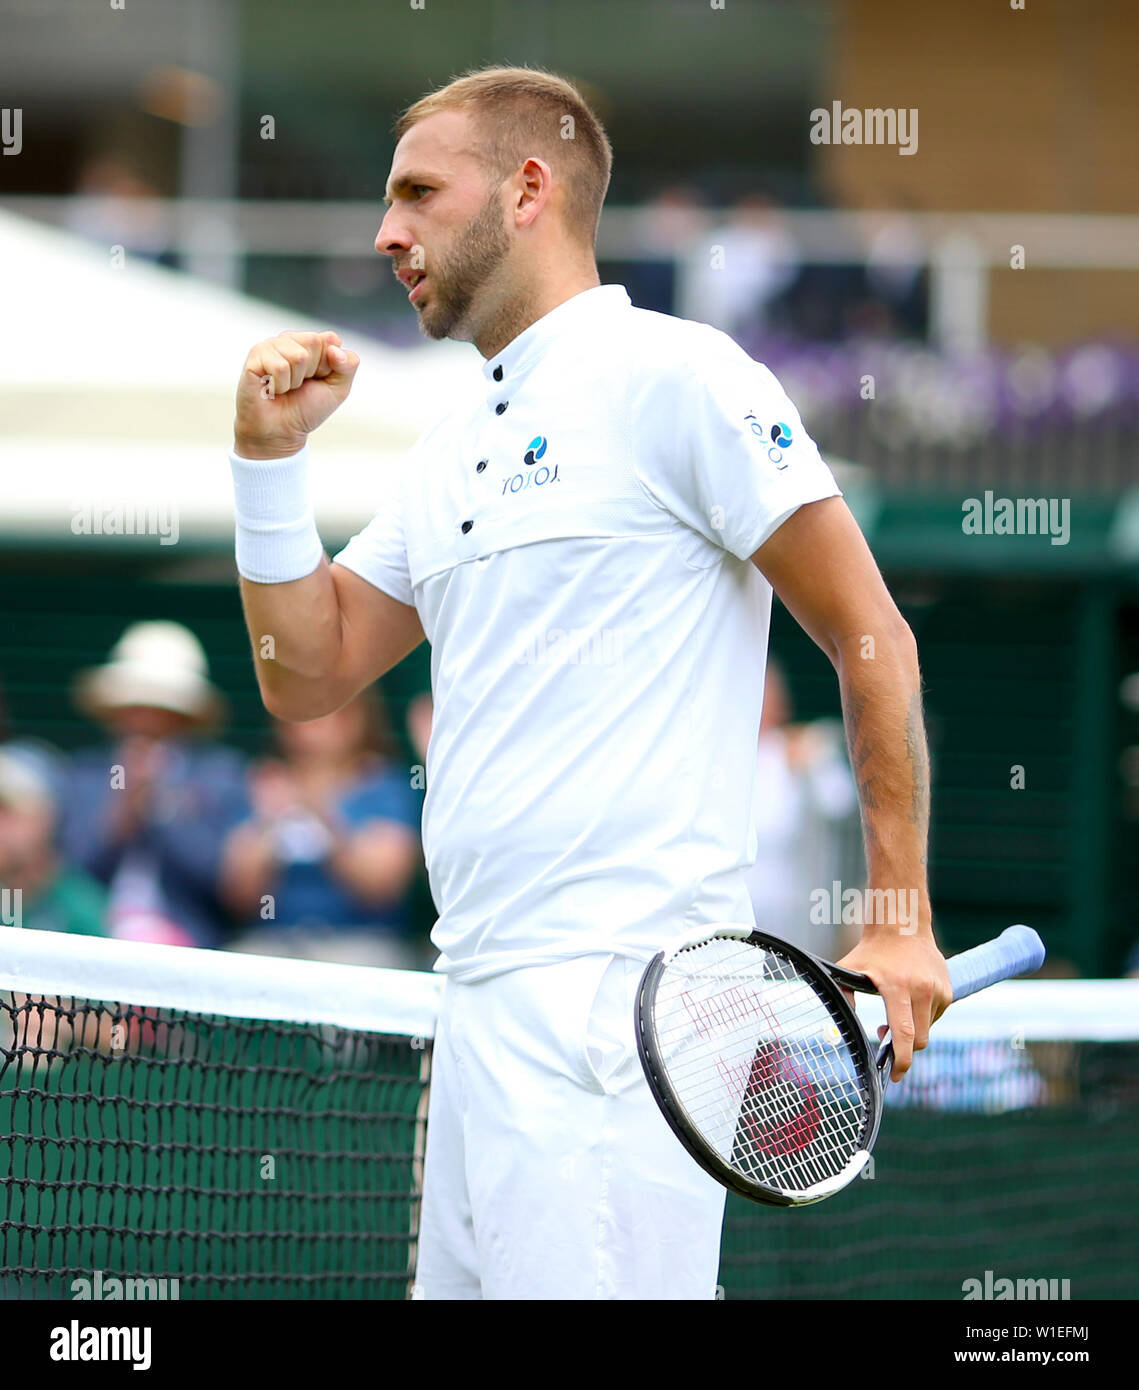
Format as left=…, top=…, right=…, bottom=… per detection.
left=233, top=330, right=360, bottom=459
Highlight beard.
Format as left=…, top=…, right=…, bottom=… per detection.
left=414, top=190, right=512, bottom=342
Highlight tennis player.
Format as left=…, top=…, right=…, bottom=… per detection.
left=229, top=66, right=952, bottom=1300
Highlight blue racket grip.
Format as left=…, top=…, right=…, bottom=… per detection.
left=947, top=924, right=1046, bottom=1002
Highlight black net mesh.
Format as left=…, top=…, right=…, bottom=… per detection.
left=0, top=991, right=429, bottom=1300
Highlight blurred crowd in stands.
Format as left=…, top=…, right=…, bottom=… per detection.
left=0, top=621, right=428, bottom=969
left=617, top=186, right=929, bottom=344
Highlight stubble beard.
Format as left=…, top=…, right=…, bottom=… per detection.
left=416, top=191, right=512, bottom=343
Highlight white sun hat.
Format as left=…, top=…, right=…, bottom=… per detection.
left=73, top=621, right=227, bottom=727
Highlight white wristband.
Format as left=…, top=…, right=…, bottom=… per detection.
left=229, top=442, right=325, bottom=583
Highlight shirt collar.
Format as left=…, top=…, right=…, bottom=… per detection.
left=481, top=285, right=632, bottom=388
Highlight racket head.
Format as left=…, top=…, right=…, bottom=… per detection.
left=636, top=927, right=883, bottom=1207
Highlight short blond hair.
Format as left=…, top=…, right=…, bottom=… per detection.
left=395, top=66, right=612, bottom=247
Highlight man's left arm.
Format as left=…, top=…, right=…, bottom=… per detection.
left=751, top=494, right=952, bottom=1079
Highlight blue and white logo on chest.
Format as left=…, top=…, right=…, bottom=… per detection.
left=502, top=434, right=560, bottom=497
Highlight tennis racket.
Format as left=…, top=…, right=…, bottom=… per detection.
left=635, top=923, right=1045, bottom=1207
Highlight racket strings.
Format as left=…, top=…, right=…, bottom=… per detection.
left=653, top=939, right=871, bottom=1195
left=664, top=986, right=861, bottom=1189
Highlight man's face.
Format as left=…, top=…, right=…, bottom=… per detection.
left=0, top=800, right=54, bottom=879
left=107, top=706, right=191, bottom=740
left=376, top=109, right=512, bottom=342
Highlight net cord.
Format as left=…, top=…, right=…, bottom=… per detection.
left=0, top=926, right=440, bottom=1037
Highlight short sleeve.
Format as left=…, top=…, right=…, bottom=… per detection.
left=332, top=470, right=414, bottom=607
left=632, top=328, right=842, bottom=560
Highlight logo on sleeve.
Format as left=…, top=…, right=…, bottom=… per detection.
left=744, top=411, right=790, bottom=469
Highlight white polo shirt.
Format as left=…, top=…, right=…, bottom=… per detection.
left=335, top=285, right=841, bottom=981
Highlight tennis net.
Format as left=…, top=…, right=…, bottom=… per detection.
left=0, top=926, right=437, bottom=1300
left=2, top=926, right=1136, bottom=1300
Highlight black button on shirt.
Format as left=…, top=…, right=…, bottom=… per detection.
left=461, top=520, right=473, bottom=534
left=476, top=460, right=487, bottom=473
left=493, top=365, right=503, bottom=381
left=495, top=402, right=508, bottom=415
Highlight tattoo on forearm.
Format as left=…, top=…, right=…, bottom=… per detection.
left=844, top=681, right=931, bottom=868
left=843, top=685, right=880, bottom=853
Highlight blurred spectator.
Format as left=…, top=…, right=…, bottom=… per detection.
left=624, top=184, right=709, bottom=314
left=221, top=689, right=423, bottom=969
left=681, top=193, right=798, bottom=338
left=638, top=184, right=709, bottom=249
left=63, top=152, right=171, bottom=264
left=849, top=195, right=929, bottom=340
left=0, top=745, right=106, bottom=937
left=59, top=621, right=248, bottom=948
left=743, top=661, right=860, bottom=959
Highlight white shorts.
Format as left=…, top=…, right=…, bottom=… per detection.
left=414, top=953, right=727, bottom=1300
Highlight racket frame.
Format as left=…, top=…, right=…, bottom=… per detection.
left=635, top=925, right=885, bottom=1207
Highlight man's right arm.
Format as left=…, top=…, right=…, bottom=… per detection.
left=239, top=560, right=423, bottom=721
left=231, top=330, right=424, bottom=721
